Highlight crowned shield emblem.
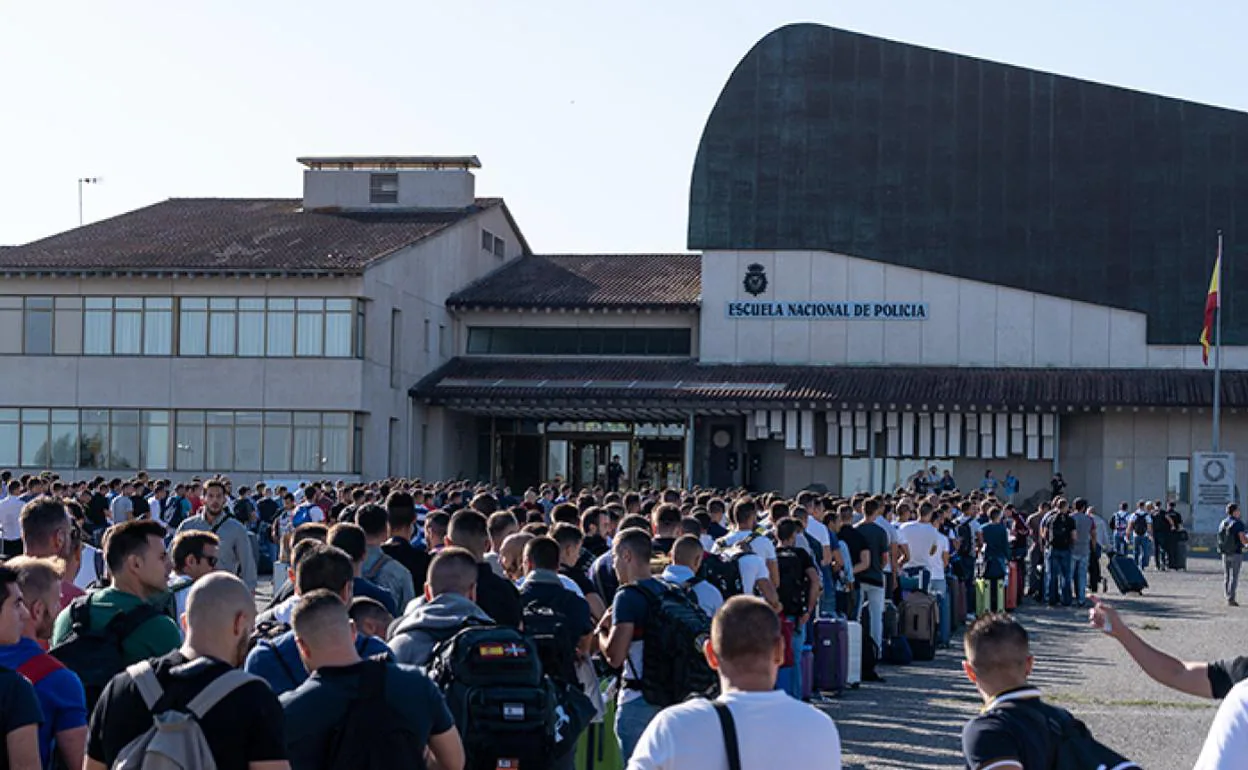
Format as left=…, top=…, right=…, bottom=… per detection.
left=743, top=263, right=768, bottom=296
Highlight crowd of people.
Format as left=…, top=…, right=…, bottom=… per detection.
left=0, top=468, right=1240, bottom=769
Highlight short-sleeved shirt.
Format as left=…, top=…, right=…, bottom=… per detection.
left=87, top=652, right=287, bottom=767
left=50, top=588, right=181, bottom=666
left=280, top=659, right=454, bottom=770
left=0, top=665, right=42, bottom=764
left=838, top=525, right=869, bottom=579
left=981, top=523, right=1011, bottom=563
left=0, top=638, right=87, bottom=768
left=961, top=688, right=1052, bottom=769
left=519, top=580, right=593, bottom=684
left=855, top=521, right=889, bottom=587
left=613, top=577, right=666, bottom=705
left=898, top=521, right=947, bottom=576
left=1222, top=519, right=1247, bottom=555
left=1208, top=656, right=1248, bottom=699
left=559, top=564, right=600, bottom=603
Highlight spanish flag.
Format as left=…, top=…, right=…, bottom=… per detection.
left=1201, top=244, right=1222, bottom=365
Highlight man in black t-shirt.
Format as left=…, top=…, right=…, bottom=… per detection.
left=381, top=492, right=430, bottom=596
left=553, top=523, right=606, bottom=621
left=85, top=573, right=288, bottom=769
left=281, top=590, right=462, bottom=770
left=837, top=507, right=869, bottom=621
left=446, top=511, right=522, bottom=629
left=0, top=565, right=42, bottom=769
left=519, top=537, right=593, bottom=687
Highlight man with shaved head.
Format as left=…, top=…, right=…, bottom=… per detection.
left=85, top=573, right=290, bottom=770
left=281, top=590, right=464, bottom=770
left=388, top=547, right=495, bottom=668
left=628, top=596, right=842, bottom=769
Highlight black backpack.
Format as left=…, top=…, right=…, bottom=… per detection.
left=775, top=546, right=811, bottom=618
left=426, top=624, right=559, bottom=770
left=322, top=658, right=424, bottom=770
left=521, top=597, right=578, bottom=686
left=698, top=551, right=743, bottom=599
left=995, top=700, right=1140, bottom=770
left=49, top=595, right=162, bottom=709
left=956, top=520, right=975, bottom=558
left=625, top=580, right=719, bottom=707
left=1219, top=518, right=1240, bottom=555
left=1050, top=513, right=1075, bottom=549
left=1132, top=513, right=1150, bottom=536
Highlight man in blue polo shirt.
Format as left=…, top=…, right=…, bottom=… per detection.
left=0, top=556, right=87, bottom=769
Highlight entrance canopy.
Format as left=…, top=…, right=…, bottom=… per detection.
left=413, top=358, right=1248, bottom=415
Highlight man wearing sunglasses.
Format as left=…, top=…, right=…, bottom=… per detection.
left=165, top=531, right=221, bottom=637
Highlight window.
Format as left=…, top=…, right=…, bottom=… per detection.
left=296, top=299, right=324, bottom=357
left=355, top=301, right=366, bottom=358
left=464, top=327, right=694, bottom=356
left=235, top=411, right=263, bottom=471
left=369, top=173, right=399, bottom=204
left=50, top=410, right=78, bottom=468
left=141, top=410, right=170, bottom=470
left=114, top=299, right=143, bottom=355
left=324, top=413, right=350, bottom=473
left=79, top=409, right=109, bottom=469
left=84, top=298, right=113, bottom=354
left=208, top=298, right=237, bottom=356
left=23, top=297, right=53, bottom=355
left=388, top=418, right=401, bottom=476
left=424, top=319, right=431, bottom=352
left=390, top=309, right=402, bottom=388
left=20, top=409, right=49, bottom=467
left=1167, top=458, right=1191, bottom=504
left=175, top=411, right=205, bottom=471
left=263, top=412, right=292, bottom=472
left=482, top=229, right=494, bottom=252
left=266, top=299, right=295, bottom=356
left=143, top=298, right=173, bottom=355
left=0, top=411, right=16, bottom=466
left=292, top=412, right=321, bottom=471
left=179, top=299, right=208, bottom=355
left=325, top=299, right=354, bottom=357
left=493, top=236, right=505, bottom=258
left=110, top=410, right=140, bottom=468
left=237, top=299, right=265, bottom=357
left=438, top=324, right=448, bottom=357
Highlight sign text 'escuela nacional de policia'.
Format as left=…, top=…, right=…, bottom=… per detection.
left=726, top=300, right=930, bottom=320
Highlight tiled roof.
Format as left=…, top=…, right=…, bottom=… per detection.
left=447, top=254, right=701, bottom=310
left=414, top=358, right=1248, bottom=409
left=0, top=198, right=504, bottom=273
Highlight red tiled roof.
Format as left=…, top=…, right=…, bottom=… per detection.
left=447, top=254, right=701, bottom=310
left=413, top=358, right=1248, bottom=409
left=0, top=198, right=504, bottom=273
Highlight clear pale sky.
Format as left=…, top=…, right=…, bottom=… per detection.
left=2, top=1, right=1245, bottom=253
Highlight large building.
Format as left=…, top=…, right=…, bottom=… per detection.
left=4, top=24, right=1248, bottom=531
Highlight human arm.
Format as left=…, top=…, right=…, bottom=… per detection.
left=1089, top=595, right=1214, bottom=698
left=5, top=725, right=39, bottom=770
left=426, top=726, right=465, bottom=770
left=754, top=578, right=782, bottom=611
left=85, top=758, right=108, bottom=770
left=247, top=763, right=291, bottom=770
left=238, top=527, right=258, bottom=591
left=802, top=565, right=821, bottom=625
left=55, top=725, right=86, bottom=770
left=598, top=616, right=633, bottom=670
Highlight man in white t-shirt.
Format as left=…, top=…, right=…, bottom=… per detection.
left=662, top=536, right=723, bottom=617
left=1194, top=679, right=1248, bottom=768
left=628, top=595, right=842, bottom=770
left=899, top=501, right=949, bottom=597
left=712, top=500, right=780, bottom=610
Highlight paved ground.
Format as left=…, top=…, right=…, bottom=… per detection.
left=822, top=554, right=1232, bottom=769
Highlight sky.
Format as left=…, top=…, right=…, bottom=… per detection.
left=2, top=1, right=1247, bottom=253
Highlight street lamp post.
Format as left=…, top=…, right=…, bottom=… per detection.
left=78, top=177, right=100, bottom=226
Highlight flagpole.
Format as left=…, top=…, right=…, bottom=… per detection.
left=1214, top=230, right=1224, bottom=452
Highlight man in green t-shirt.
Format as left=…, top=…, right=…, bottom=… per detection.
left=51, top=519, right=181, bottom=663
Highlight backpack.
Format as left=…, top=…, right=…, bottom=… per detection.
left=775, top=546, right=811, bottom=618
left=49, top=595, right=162, bottom=710
left=166, top=498, right=187, bottom=530
left=322, top=658, right=424, bottom=770
left=994, top=699, right=1141, bottom=770
left=1219, top=518, right=1240, bottom=555
left=956, top=520, right=975, bottom=558
left=112, top=660, right=258, bottom=770
left=625, top=580, right=719, bottom=707
left=883, top=635, right=913, bottom=666
left=426, top=624, right=560, bottom=770
left=1132, top=514, right=1150, bottom=536
left=698, top=551, right=743, bottom=599
left=292, top=503, right=317, bottom=528
left=522, top=597, right=579, bottom=686
left=1050, top=514, right=1075, bottom=549
left=706, top=533, right=761, bottom=599
left=232, top=497, right=255, bottom=524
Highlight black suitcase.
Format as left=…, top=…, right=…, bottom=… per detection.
left=1108, top=553, right=1148, bottom=594
left=1172, top=540, right=1188, bottom=570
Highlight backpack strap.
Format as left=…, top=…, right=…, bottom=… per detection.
left=363, top=553, right=391, bottom=582
left=125, top=660, right=166, bottom=711
left=712, top=702, right=742, bottom=770
left=17, top=653, right=65, bottom=686
left=210, top=515, right=228, bottom=534
left=106, top=602, right=163, bottom=643
left=184, top=669, right=260, bottom=720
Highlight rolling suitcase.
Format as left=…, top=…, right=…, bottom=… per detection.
left=800, top=646, right=814, bottom=700
left=845, top=620, right=862, bottom=687
left=949, top=576, right=966, bottom=629
left=1172, top=539, right=1188, bottom=570
left=1108, top=553, right=1148, bottom=594
left=902, top=592, right=938, bottom=660
left=883, top=601, right=900, bottom=640
left=1005, top=562, right=1021, bottom=611
left=575, top=695, right=623, bottom=770
left=975, top=578, right=1006, bottom=616
left=811, top=617, right=847, bottom=693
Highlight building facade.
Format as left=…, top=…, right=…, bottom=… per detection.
left=5, top=26, right=1248, bottom=533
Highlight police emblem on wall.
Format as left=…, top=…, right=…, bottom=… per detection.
left=743, top=263, right=768, bottom=296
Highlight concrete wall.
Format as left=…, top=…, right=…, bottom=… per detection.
left=361, top=206, right=524, bottom=479
left=303, top=168, right=475, bottom=210
left=701, top=249, right=1246, bottom=369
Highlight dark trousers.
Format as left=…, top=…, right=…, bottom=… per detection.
left=1088, top=546, right=1103, bottom=591
left=1155, top=533, right=1172, bottom=569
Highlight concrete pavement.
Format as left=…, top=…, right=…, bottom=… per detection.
left=823, top=556, right=1232, bottom=769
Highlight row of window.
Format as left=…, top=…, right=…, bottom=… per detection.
left=466, top=327, right=693, bottom=356
left=0, top=408, right=359, bottom=474
left=0, top=296, right=364, bottom=358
